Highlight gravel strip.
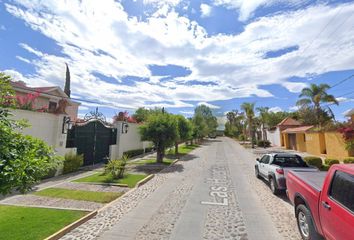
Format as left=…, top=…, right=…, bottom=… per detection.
left=1, top=195, right=103, bottom=211
left=60, top=163, right=182, bottom=240
left=57, top=182, right=129, bottom=193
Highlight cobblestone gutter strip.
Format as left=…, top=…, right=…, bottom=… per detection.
left=57, top=182, right=129, bottom=193
left=1, top=195, right=104, bottom=211
left=45, top=211, right=97, bottom=240
left=60, top=165, right=179, bottom=240
left=136, top=174, right=155, bottom=187
left=247, top=170, right=301, bottom=240
left=135, top=183, right=194, bottom=240
left=240, top=145, right=301, bottom=240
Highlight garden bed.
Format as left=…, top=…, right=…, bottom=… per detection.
left=0, top=205, right=87, bottom=240
left=33, top=188, right=123, bottom=203
left=73, top=173, right=147, bottom=188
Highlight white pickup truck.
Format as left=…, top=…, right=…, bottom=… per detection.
left=255, top=153, right=319, bottom=194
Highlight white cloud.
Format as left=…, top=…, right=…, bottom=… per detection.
left=269, top=106, right=282, bottom=113
left=200, top=4, right=212, bottom=18
left=289, top=105, right=299, bottom=111
left=197, top=102, right=220, bottom=109
left=212, top=0, right=306, bottom=21
left=4, top=1, right=354, bottom=112
left=78, top=106, right=89, bottom=111
left=179, top=110, right=194, bottom=115
left=0, top=25, right=6, bottom=30
left=16, top=56, right=31, bottom=64
left=336, top=97, right=354, bottom=103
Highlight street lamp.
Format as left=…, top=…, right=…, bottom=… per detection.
left=121, top=122, right=129, bottom=134
left=62, top=116, right=73, bottom=134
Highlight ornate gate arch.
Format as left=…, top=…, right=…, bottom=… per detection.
left=66, top=108, right=117, bottom=166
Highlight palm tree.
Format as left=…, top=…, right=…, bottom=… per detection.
left=296, top=83, right=338, bottom=127
left=256, top=107, right=269, bottom=141
left=241, top=102, right=256, bottom=148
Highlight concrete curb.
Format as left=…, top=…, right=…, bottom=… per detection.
left=44, top=210, right=97, bottom=240
left=75, top=182, right=129, bottom=188
left=136, top=174, right=155, bottom=188
left=170, top=159, right=179, bottom=165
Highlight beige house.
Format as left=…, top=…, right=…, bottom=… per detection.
left=11, top=81, right=80, bottom=121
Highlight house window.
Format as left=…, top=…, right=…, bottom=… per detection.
left=48, top=101, right=57, bottom=112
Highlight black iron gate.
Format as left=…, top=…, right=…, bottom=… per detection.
left=66, top=109, right=117, bottom=166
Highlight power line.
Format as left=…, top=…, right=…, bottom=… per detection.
left=329, top=74, right=354, bottom=89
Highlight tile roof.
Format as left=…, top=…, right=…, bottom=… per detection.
left=282, top=125, right=313, bottom=133
left=277, top=117, right=301, bottom=126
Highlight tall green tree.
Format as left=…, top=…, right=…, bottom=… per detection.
left=139, top=112, right=178, bottom=163
left=296, top=83, right=338, bottom=127
left=194, top=105, right=218, bottom=136
left=174, top=115, right=192, bottom=154
left=241, top=102, right=256, bottom=148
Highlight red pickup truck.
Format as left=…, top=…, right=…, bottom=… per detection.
left=287, top=164, right=354, bottom=240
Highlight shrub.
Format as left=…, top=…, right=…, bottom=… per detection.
left=63, top=153, right=83, bottom=174
left=304, top=156, right=323, bottom=169
left=0, top=110, right=62, bottom=195
left=123, top=149, right=144, bottom=158
left=144, top=147, right=155, bottom=153
left=105, top=155, right=128, bottom=179
left=238, top=134, right=246, bottom=141
left=257, top=140, right=271, bottom=148
left=343, top=157, right=354, bottom=164
left=320, top=165, right=330, bottom=171
left=324, top=158, right=340, bottom=166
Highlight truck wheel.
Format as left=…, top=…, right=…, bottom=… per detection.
left=269, top=177, right=279, bottom=195
left=255, top=167, right=261, bottom=179
left=296, top=204, right=322, bottom=240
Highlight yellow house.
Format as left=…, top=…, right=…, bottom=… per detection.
left=282, top=126, right=313, bottom=152
left=305, top=132, right=327, bottom=156
left=325, top=132, right=354, bottom=159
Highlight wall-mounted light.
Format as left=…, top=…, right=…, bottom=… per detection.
left=121, top=122, right=129, bottom=134
left=62, top=116, right=73, bottom=134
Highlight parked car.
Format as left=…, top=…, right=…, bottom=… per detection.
left=287, top=164, right=354, bottom=240
left=255, top=153, right=318, bottom=194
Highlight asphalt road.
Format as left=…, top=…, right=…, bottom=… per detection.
left=100, top=137, right=285, bottom=240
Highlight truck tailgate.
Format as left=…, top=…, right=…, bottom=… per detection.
left=289, top=170, right=327, bottom=191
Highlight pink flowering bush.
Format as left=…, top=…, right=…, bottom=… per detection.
left=338, top=123, right=354, bottom=151
left=16, top=92, right=40, bottom=110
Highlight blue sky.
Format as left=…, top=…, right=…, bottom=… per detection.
left=0, top=0, right=353, bottom=122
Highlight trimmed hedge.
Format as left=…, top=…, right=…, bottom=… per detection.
left=320, top=165, right=330, bottom=171
left=304, top=156, right=323, bottom=169
left=257, top=140, right=271, bottom=148
left=324, top=158, right=340, bottom=166
left=123, top=147, right=155, bottom=158
left=63, top=153, right=83, bottom=174
left=123, top=149, right=144, bottom=158
left=343, top=157, right=354, bottom=164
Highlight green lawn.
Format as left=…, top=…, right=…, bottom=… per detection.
left=166, top=144, right=199, bottom=158
left=0, top=205, right=87, bottom=240
left=33, top=188, right=122, bottom=203
left=128, top=158, right=174, bottom=166
left=73, top=173, right=147, bottom=188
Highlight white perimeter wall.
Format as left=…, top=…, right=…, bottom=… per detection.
left=266, top=127, right=281, bottom=147
left=110, top=122, right=152, bottom=159
left=10, top=109, right=73, bottom=156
